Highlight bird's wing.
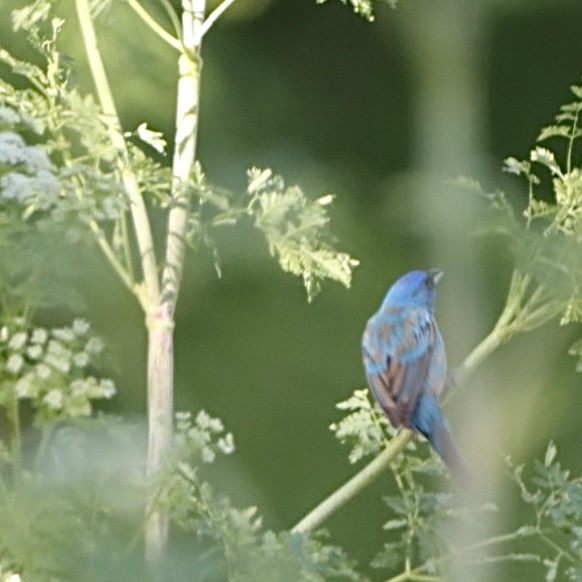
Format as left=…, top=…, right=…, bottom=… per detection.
left=363, top=307, right=437, bottom=428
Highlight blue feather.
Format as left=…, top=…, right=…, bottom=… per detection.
left=362, top=269, right=469, bottom=483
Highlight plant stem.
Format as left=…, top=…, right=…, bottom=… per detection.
left=6, top=393, right=21, bottom=479
left=291, top=270, right=532, bottom=534
left=75, top=0, right=160, bottom=308
left=201, top=0, right=238, bottom=36
left=126, top=0, right=182, bottom=50
left=292, top=430, right=413, bottom=534
left=33, top=422, right=56, bottom=471
left=388, top=573, right=440, bottom=582
left=144, top=0, right=205, bottom=562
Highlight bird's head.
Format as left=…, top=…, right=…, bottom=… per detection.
left=382, top=269, right=443, bottom=310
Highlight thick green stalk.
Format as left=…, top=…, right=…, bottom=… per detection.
left=145, top=0, right=205, bottom=562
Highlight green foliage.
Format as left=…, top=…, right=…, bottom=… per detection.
left=147, top=410, right=364, bottom=582
left=501, top=84, right=582, bottom=305
left=331, top=387, right=582, bottom=580
left=0, top=420, right=148, bottom=581
left=0, top=8, right=358, bottom=305
left=468, top=83, right=582, bottom=367
left=370, top=441, right=582, bottom=580
left=0, top=3, right=364, bottom=579
left=330, top=388, right=391, bottom=463
left=246, top=168, right=359, bottom=302
left=3, top=1, right=581, bottom=581
left=507, top=442, right=582, bottom=581
left=0, top=20, right=128, bottom=241
left=184, top=165, right=360, bottom=299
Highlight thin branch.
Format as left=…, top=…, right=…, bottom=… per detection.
left=88, top=219, right=137, bottom=298
left=201, top=0, right=238, bottom=36
left=126, top=0, right=182, bottom=51
left=292, top=430, right=414, bottom=534
left=75, top=0, right=160, bottom=307
left=119, top=212, right=135, bottom=284
left=56, top=144, right=138, bottom=302
left=387, top=572, right=440, bottom=582
left=159, top=0, right=184, bottom=40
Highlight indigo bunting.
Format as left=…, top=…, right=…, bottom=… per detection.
left=362, top=269, right=469, bottom=482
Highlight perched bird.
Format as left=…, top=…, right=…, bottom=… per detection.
left=362, top=269, right=469, bottom=482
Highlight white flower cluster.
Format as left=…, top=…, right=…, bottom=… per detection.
left=0, top=317, right=116, bottom=421
left=0, top=106, right=40, bottom=133
left=0, top=107, right=123, bottom=240
left=0, top=130, right=60, bottom=205
left=175, top=410, right=235, bottom=465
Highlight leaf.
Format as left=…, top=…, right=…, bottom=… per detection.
left=530, top=147, right=561, bottom=176
left=544, top=441, right=557, bottom=467
left=503, top=156, right=531, bottom=177
left=383, top=518, right=406, bottom=531
left=246, top=167, right=359, bottom=301
left=133, top=122, right=167, bottom=154
left=538, top=124, right=571, bottom=141
left=11, top=0, right=52, bottom=31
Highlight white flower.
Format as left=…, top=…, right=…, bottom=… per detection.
left=71, top=379, right=88, bottom=396
left=35, top=363, right=51, bottom=379
left=72, top=319, right=90, bottom=336
left=201, top=448, right=216, bottom=463
left=217, top=433, right=235, bottom=455
left=6, top=354, right=24, bottom=374
left=52, top=327, right=75, bottom=342
left=0, top=106, right=20, bottom=125
left=73, top=352, right=90, bottom=367
left=15, top=374, right=36, bottom=398
left=99, top=378, right=116, bottom=399
left=0, top=327, right=9, bottom=342
left=43, top=389, right=63, bottom=410
left=31, top=328, right=48, bottom=344
left=45, top=340, right=71, bottom=372
left=26, top=345, right=43, bottom=360
left=196, top=410, right=223, bottom=432
left=0, top=170, right=59, bottom=203
left=8, top=332, right=27, bottom=350
left=44, top=354, right=70, bottom=373
left=47, top=339, right=69, bottom=357
left=0, top=131, right=26, bottom=165
left=85, top=337, right=104, bottom=354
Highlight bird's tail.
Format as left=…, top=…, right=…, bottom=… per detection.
left=429, top=422, right=472, bottom=487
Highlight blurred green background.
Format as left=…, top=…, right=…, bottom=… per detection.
left=2, top=0, right=582, bottom=577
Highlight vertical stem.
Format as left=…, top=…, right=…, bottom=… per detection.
left=161, top=0, right=205, bottom=310
left=6, top=394, right=21, bottom=479
left=145, top=0, right=205, bottom=562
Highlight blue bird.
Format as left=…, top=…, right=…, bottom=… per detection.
left=362, top=269, right=469, bottom=482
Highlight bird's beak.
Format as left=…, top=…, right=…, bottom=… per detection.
left=429, top=269, right=443, bottom=284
